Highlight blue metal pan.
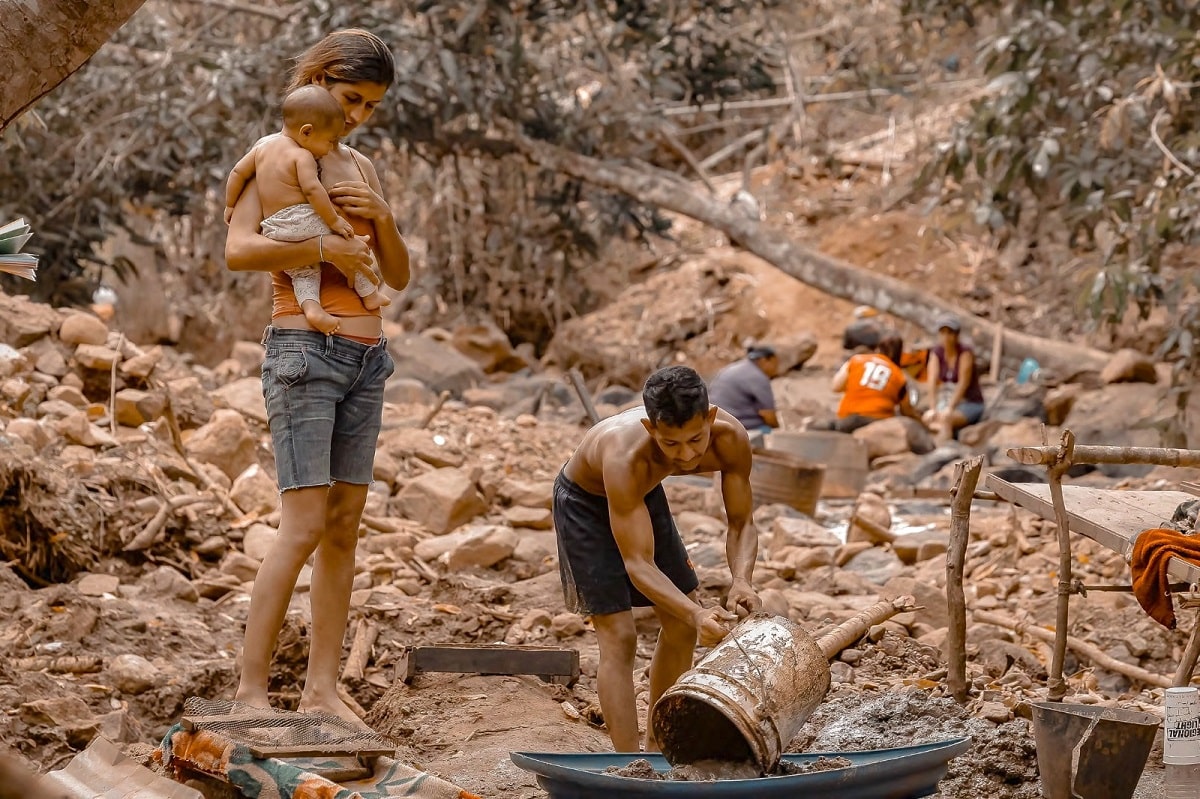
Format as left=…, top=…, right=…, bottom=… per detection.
left=511, top=737, right=971, bottom=798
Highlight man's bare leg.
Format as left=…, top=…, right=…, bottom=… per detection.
left=235, top=486, right=328, bottom=708
left=298, top=481, right=371, bottom=729
left=643, top=603, right=697, bottom=751
left=591, top=610, right=640, bottom=752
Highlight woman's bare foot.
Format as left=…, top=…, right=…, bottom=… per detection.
left=301, top=300, right=341, bottom=334
left=297, top=691, right=373, bottom=732
left=360, top=291, right=391, bottom=311
left=232, top=686, right=272, bottom=711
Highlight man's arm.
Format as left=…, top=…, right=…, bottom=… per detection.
left=718, top=431, right=762, bottom=615
left=751, top=372, right=779, bottom=429
left=757, top=409, right=780, bottom=429
left=606, top=465, right=704, bottom=625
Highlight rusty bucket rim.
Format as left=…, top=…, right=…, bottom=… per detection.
left=652, top=679, right=779, bottom=770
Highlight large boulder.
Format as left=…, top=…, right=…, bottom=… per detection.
left=450, top=321, right=530, bottom=373
left=0, top=294, right=58, bottom=347
left=387, top=333, right=484, bottom=395
left=392, top=467, right=487, bottom=534
left=185, top=409, right=258, bottom=479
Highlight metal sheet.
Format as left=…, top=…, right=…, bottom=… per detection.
left=510, top=738, right=971, bottom=799
left=41, top=737, right=202, bottom=799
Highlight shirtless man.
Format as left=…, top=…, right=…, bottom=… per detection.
left=553, top=364, right=762, bottom=752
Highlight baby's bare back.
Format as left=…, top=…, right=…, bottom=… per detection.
left=252, top=135, right=316, bottom=217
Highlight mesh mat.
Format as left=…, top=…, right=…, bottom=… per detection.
left=181, top=696, right=395, bottom=759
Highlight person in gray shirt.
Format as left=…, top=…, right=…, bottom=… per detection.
left=707, top=345, right=781, bottom=433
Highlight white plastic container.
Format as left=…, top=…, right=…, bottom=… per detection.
left=1164, top=686, right=1200, bottom=797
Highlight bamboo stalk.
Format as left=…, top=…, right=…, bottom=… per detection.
left=973, top=610, right=1171, bottom=689
left=342, top=619, right=379, bottom=684
left=567, top=368, right=601, bottom=426
left=1008, top=444, right=1200, bottom=467
left=13, top=655, right=102, bottom=673
left=947, top=456, right=984, bottom=703
left=816, top=595, right=916, bottom=661
left=848, top=511, right=896, bottom=544
left=1046, top=431, right=1076, bottom=702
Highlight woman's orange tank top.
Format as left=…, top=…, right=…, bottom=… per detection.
left=270, top=215, right=380, bottom=320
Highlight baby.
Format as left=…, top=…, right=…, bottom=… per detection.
left=224, top=85, right=386, bottom=334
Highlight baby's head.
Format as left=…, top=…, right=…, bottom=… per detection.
left=281, top=85, right=344, bottom=158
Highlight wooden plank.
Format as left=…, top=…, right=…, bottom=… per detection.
left=401, top=644, right=580, bottom=685
left=246, top=744, right=394, bottom=760
left=986, top=476, right=1200, bottom=583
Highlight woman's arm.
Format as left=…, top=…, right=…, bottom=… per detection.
left=225, top=180, right=375, bottom=275
left=925, top=352, right=943, bottom=411
left=950, top=350, right=974, bottom=407
left=329, top=151, right=411, bottom=290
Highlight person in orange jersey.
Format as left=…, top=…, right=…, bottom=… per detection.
left=828, top=332, right=926, bottom=433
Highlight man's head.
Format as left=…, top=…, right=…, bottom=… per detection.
left=747, top=344, right=780, bottom=378
left=641, top=365, right=717, bottom=469
left=282, top=85, right=345, bottom=157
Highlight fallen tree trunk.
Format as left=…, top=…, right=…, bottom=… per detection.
left=1, top=1, right=150, bottom=133
left=509, top=134, right=1110, bottom=377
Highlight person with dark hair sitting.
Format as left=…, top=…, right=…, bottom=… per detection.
left=707, top=344, right=781, bottom=434
left=924, top=313, right=985, bottom=442
left=825, top=332, right=926, bottom=433
left=552, top=364, right=762, bottom=752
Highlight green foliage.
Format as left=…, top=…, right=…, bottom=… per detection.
left=906, top=0, right=1200, bottom=373
left=0, top=0, right=780, bottom=348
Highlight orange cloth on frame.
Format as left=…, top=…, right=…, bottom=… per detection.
left=1129, top=527, right=1200, bottom=629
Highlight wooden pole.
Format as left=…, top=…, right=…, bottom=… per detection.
left=815, top=595, right=916, bottom=661
left=1174, top=610, right=1200, bottom=687
left=974, top=610, right=1171, bottom=689
left=1045, top=430, right=1076, bottom=702
left=567, top=368, right=602, bottom=426
left=946, top=456, right=984, bottom=703
left=342, top=619, right=379, bottom=684
left=1008, top=444, right=1200, bottom=468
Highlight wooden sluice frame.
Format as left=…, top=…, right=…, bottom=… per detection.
left=945, top=433, right=1200, bottom=703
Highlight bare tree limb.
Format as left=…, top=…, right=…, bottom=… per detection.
left=503, top=131, right=1111, bottom=376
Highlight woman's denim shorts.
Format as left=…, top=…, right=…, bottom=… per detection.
left=260, top=326, right=394, bottom=491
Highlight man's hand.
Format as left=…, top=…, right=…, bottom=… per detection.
left=693, top=605, right=737, bottom=648
left=725, top=578, right=762, bottom=617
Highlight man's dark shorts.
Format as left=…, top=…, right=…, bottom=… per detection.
left=552, top=472, right=699, bottom=617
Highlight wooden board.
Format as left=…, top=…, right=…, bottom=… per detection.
left=986, top=476, right=1200, bottom=584
left=400, top=644, right=580, bottom=686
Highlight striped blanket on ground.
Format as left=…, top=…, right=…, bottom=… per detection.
left=159, top=724, right=481, bottom=799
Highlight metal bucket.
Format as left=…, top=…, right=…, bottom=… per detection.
left=1031, top=702, right=1159, bottom=799
left=749, top=450, right=825, bottom=516
left=766, top=431, right=869, bottom=499
left=651, top=613, right=830, bottom=772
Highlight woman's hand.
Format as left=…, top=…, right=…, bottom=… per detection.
left=322, top=233, right=375, bottom=282
left=328, top=181, right=391, bottom=223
